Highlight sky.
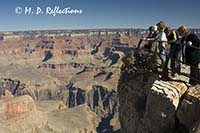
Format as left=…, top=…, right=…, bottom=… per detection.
left=0, top=0, right=200, bottom=31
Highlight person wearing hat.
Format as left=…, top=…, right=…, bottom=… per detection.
left=156, top=21, right=168, bottom=66
left=164, top=27, right=182, bottom=77
left=142, top=25, right=158, bottom=51
left=177, top=26, right=200, bottom=85
left=155, top=21, right=169, bottom=79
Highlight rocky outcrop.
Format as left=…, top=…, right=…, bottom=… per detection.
left=57, top=83, right=86, bottom=108
left=30, top=39, right=54, bottom=57
left=61, top=49, right=78, bottom=57
left=0, top=80, right=119, bottom=132
left=0, top=95, right=36, bottom=121
left=87, top=85, right=118, bottom=117
left=38, top=62, right=85, bottom=70
left=38, top=63, right=106, bottom=72
left=114, top=45, right=134, bottom=54
left=103, top=50, right=121, bottom=66
left=87, top=85, right=119, bottom=132
left=118, top=50, right=159, bottom=133
left=83, top=66, right=106, bottom=73
left=0, top=78, right=25, bottom=97
left=112, top=34, right=121, bottom=45
left=35, top=39, right=54, bottom=50
left=177, top=85, right=200, bottom=132
left=0, top=78, right=118, bottom=112
left=16, top=82, right=86, bottom=108
left=117, top=50, right=200, bottom=133
left=0, top=95, right=46, bottom=132
left=91, top=41, right=102, bottom=55
left=0, top=39, right=26, bottom=56
left=42, top=50, right=53, bottom=62
left=144, top=81, right=187, bottom=132
left=0, top=79, right=85, bottom=108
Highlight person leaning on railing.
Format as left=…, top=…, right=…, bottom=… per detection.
left=142, top=25, right=158, bottom=52
left=177, top=26, right=200, bottom=85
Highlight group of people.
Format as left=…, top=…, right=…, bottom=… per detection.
left=141, top=21, right=200, bottom=86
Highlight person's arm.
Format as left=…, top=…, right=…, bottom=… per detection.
left=142, top=37, right=156, bottom=41
left=186, top=41, right=200, bottom=49
left=186, top=34, right=200, bottom=49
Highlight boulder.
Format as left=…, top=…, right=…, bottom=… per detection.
left=177, top=85, right=200, bottom=132
left=145, top=81, right=187, bottom=132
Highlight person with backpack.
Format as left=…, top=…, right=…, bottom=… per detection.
left=177, top=26, right=200, bottom=85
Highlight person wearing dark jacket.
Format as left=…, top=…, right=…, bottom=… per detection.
left=164, top=27, right=182, bottom=77
left=143, top=25, right=158, bottom=51
left=177, top=26, right=200, bottom=85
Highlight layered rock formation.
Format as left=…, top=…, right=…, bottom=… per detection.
left=0, top=94, right=100, bottom=132
left=0, top=78, right=24, bottom=97
left=177, top=85, right=200, bottom=132
left=0, top=77, right=120, bottom=132
left=0, top=95, right=36, bottom=121
left=118, top=50, right=200, bottom=133
left=87, top=85, right=118, bottom=117
left=0, top=95, right=46, bottom=132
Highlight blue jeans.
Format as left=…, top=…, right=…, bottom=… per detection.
left=159, top=49, right=166, bottom=67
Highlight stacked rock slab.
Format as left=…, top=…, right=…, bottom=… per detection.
left=177, top=85, right=200, bottom=132
left=145, top=80, right=187, bottom=132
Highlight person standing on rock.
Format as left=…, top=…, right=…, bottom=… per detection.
left=177, top=26, right=200, bottom=85
left=155, top=21, right=169, bottom=80
left=156, top=21, right=168, bottom=67
left=164, top=27, right=182, bottom=77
